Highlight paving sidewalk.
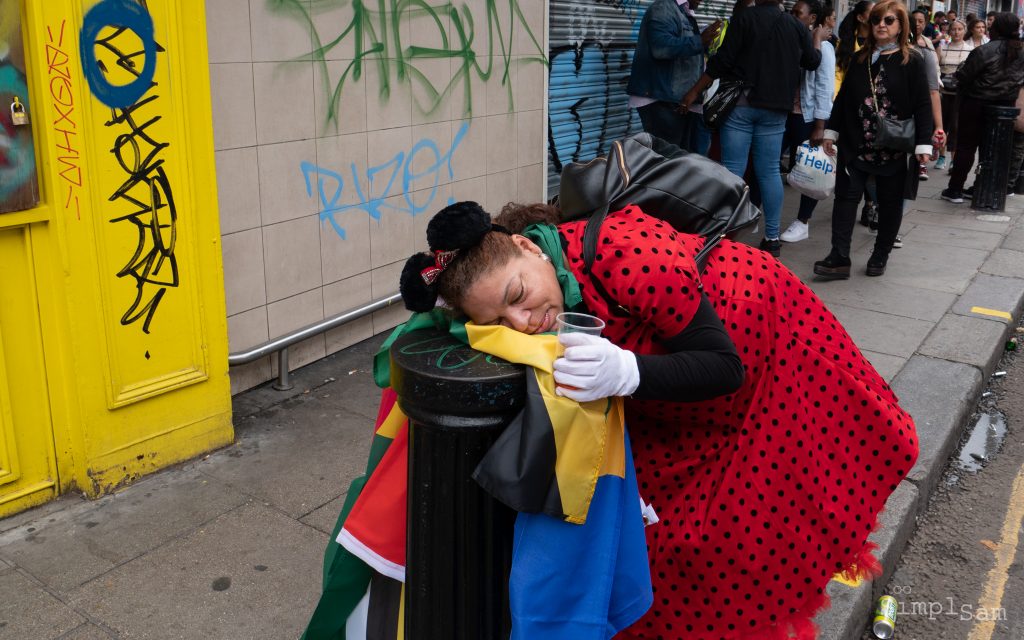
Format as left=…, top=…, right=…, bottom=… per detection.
left=2, top=179, right=1023, bottom=640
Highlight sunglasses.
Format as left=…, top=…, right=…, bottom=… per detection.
left=870, top=15, right=898, bottom=26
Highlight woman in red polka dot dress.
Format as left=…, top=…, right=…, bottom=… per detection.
left=399, top=201, right=919, bottom=640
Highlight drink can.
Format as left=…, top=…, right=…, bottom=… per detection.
left=873, top=595, right=898, bottom=639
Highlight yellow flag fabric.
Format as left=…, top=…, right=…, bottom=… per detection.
left=466, top=324, right=625, bottom=525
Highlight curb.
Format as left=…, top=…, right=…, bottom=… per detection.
left=814, top=218, right=1024, bottom=639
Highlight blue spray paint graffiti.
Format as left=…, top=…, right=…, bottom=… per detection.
left=546, top=0, right=651, bottom=197
left=302, top=122, right=470, bottom=239
left=548, top=43, right=638, bottom=176
left=79, top=0, right=157, bottom=109
left=547, top=0, right=734, bottom=198
left=79, top=0, right=178, bottom=335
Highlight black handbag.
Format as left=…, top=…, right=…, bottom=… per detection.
left=702, top=11, right=786, bottom=131
left=557, top=133, right=761, bottom=314
left=869, top=57, right=916, bottom=153
left=702, top=78, right=748, bottom=131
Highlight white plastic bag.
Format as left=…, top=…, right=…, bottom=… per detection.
left=786, top=140, right=837, bottom=200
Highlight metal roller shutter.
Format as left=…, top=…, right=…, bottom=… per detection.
left=546, top=0, right=735, bottom=200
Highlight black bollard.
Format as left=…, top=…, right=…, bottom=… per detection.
left=972, top=105, right=1021, bottom=212
left=389, top=327, right=525, bottom=640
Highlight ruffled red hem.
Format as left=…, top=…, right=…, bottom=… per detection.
left=615, top=541, right=884, bottom=640
left=739, top=541, right=882, bottom=640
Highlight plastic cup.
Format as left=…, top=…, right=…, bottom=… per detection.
left=554, top=313, right=605, bottom=391
left=555, top=312, right=605, bottom=337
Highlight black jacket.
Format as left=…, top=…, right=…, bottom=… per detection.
left=827, top=49, right=934, bottom=165
left=956, top=39, right=1024, bottom=103
left=705, top=4, right=821, bottom=112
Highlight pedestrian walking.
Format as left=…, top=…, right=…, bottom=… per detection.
left=940, top=13, right=1024, bottom=204
left=911, top=8, right=945, bottom=184
left=834, top=1, right=882, bottom=231
left=679, top=0, right=827, bottom=258
left=968, top=17, right=989, bottom=47
left=780, top=0, right=836, bottom=244
left=814, top=0, right=933, bottom=279
left=627, top=0, right=722, bottom=153
left=936, top=19, right=973, bottom=170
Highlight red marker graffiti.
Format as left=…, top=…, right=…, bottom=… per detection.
left=45, top=19, right=83, bottom=219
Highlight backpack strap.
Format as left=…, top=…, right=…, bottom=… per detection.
left=581, top=201, right=631, bottom=317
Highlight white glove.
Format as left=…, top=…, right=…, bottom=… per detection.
left=553, top=332, right=640, bottom=402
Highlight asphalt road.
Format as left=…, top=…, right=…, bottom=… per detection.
left=860, top=326, right=1024, bottom=640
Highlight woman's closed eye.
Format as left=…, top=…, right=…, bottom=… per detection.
left=510, top=279, right=525, bottom=305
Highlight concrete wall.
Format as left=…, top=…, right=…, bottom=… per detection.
left=206, top=0, right=548, bottom=393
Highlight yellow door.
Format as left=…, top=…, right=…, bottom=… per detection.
left=0, top=225, right=59, bottom=517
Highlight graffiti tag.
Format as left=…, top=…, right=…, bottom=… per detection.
left=46, top=19, right=83, bottom=218
left=81, top=0, right=178, bottom=334
left=302, top=121, right=468, bottom=239
left=271, top=0, right=547, bottom=129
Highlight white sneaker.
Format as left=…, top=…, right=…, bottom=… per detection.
left=780, top=220, right=809, bottom=243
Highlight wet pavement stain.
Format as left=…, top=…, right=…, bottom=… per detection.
left=957, top=412, right=1007, bottom=473
left=211, top=576, right=232, bottom=591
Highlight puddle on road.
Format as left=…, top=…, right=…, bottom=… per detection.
left=956, top=412, right=1007, bottom=473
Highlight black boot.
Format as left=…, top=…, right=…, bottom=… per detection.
left=866, top=252, right=888, bottom=277
left=759, top=237, right=781, bottom=258
left=813, top=249, right=851, bottom=280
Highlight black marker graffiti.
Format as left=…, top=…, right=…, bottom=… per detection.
left=83, top=5, right=177, bottom=334
left=106, top=95, right=177, bottom=334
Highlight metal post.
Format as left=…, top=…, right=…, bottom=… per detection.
left=389, top=327, right=525, bottom=640
left=273, top=346, right=293, bottom=391
left=972, top=105, right=1020, bottom=212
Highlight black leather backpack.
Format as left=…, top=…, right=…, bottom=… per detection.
left=557, top=133, right=761, bottom=284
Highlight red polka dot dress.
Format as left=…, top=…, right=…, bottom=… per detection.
left=557, top=206, right=918, bottom=640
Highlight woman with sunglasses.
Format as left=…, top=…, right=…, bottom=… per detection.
left=814, top=0, right=933, bottom=279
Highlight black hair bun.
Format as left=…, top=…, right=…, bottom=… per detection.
left=399, top=253, right=440, bottom=312
left=426, top=201, right=492, bottom=251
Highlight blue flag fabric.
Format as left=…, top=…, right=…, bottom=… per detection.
left=509, top=436, right=652, bottom=639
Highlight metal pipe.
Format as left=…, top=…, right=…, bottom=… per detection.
left=227, top=292, right=404, bottom=367
left=273, top=347, right=293, bottom=391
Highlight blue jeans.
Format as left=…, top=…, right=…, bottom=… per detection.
left=720, top=106, right=788, bottom=239
left=693, top=115, right=712, bottom=156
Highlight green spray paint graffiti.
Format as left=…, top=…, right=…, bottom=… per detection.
left=269, top=0, right=547, bottom=129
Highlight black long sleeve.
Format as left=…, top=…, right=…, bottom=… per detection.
left=632, top=293, right=745, bottom=402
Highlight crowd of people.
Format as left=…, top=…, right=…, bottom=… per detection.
left=628, top=0, right=1024, bottom=278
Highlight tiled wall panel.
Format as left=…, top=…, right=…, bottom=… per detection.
left=208, top=0, right=548, bottom=392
